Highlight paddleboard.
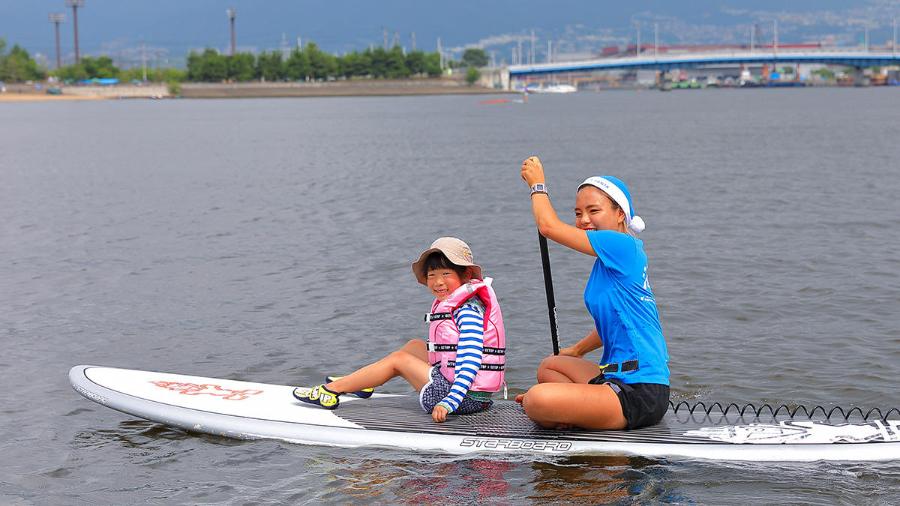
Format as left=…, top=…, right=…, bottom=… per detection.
left=69, top=365, right=900, bottom=462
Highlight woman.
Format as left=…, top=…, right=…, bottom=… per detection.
left=517, top=156, right=669, bottom=430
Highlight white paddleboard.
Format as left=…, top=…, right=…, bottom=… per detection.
left=70, top=365, right=900, bottom=461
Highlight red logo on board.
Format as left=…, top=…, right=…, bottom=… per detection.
left=150, top=381, right=263, bottom=401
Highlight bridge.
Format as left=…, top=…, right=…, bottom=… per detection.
left=504, top=50, right=900, bottom=87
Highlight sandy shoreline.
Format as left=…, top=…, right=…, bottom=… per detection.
left=0, top=93, right=107, bottom=103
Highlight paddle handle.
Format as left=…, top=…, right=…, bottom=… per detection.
left=538, top=233, right=560, bottom=355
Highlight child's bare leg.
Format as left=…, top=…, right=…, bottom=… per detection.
left=326, top=350, right=432, bottom=394
left=398, top=339, right=428, bottom=362
left=536, top=355, right=602, bottom=383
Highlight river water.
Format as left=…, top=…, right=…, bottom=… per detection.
left=2, top=88, right=899, bottom=504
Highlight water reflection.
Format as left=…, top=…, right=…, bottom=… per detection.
left=298, top=451, right=688, bottom=504
left=302, top=454, right=514, bottom=503
left=529, top=455, right=674, bottom=504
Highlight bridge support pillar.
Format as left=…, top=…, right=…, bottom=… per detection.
left=853, top=67, right=870, bottom=87
left=657, top=70, right=672, bottom=91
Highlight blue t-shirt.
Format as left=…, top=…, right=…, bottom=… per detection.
left=585, top=230, right=669, bottom=385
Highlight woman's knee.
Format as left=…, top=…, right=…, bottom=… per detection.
left=521, top=384, right=553, bottom=417
left=535, top=356, right=563, bottom=382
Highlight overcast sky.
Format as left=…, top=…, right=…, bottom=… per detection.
left=2, top=0, right=896, bottom=61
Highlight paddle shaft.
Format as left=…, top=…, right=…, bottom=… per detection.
left=538, top=233, right=560, bottom=355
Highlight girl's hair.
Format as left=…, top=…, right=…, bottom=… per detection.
left=423, top=252, right=469, bottom=279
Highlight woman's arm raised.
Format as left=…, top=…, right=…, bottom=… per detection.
left=521, top=156, right=595, bottom=256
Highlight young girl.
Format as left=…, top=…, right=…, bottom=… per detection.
left=517, top=156, right=670, bottom=431
left=292, top=237, right=506, bottom=423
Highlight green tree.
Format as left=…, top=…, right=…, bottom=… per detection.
left=227, top=53, right=256, bottom=81
left=465, top=67, right=481, bottom=85
left=423, top=52, right=442, bottom=76
left=461, top=48, right=488, bottom=68
left=80, top=56, right=119, bottom=78
left=179, top=40, right=447, bottom=82
left=187, top=49, right=228, bottom=81
left=368, top=47, right=389, bottom=78
left=338, top=50, right=370, bottom=78
left=405, top=50, right=426, bottom=76
left=55, top=63, right=88, bottom=81
left=256, top=51, right=285, bottom=81
left=385, top=46, right=410, bottom=78
left=305, top=42, right=337, bottom=80
left=119, top=66, right=186, bottom=83
left=285, top=47, right=311, bottom=80
left=0, top=41, right=46, bottom=82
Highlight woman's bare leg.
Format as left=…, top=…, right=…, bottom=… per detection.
left=535, top=355, right=602, bottom=383
left=521, top=382, right=627, bottom=430
left=325, top=347, right=432, bottom=394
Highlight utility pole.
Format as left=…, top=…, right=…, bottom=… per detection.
left=894, top=18, right=897, bottom=56
left=654, top=23, right=659, bottom=58
left=750, top=24, right=755, bottom=52
left=226, top=8, right=236, bottom=56
left=773, top=19, right=778, bottom=56
left=48, top=13, right=64, bottom=69
left=65, top=0, right=84, bottom=64
left=383, top=27, right=388, bottom=50
left=530, top=30, right=536, bottom=65
left=141, top=41, right=147, bottom=81
left=636, top=22, right=641, bottom=56
left=393, top=31, right=400, bottom=48
left=437, top=37, right=443, bottom=69
left=411, top=32, right=416, bottom=51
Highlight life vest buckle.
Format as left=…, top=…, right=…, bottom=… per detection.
left=424, top=312, right=453, bottom=323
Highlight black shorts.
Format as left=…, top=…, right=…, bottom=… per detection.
left=588, top=374, right=670, bottom=430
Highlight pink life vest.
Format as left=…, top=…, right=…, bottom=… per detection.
left=425, top=278, right=506, bottom=393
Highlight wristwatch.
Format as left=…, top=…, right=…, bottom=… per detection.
left=530, top=183, right=548, bottom=196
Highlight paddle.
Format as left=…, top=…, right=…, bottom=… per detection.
left=538, top=233, right=560, bottom=355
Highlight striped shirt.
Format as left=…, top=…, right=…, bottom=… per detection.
left=437, top=298, right=486, bottom=413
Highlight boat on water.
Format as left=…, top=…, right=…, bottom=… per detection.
left=526, top=83, right=577, bottom=94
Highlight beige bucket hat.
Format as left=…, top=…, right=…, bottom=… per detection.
left=411, top=237, right=483, bottom=285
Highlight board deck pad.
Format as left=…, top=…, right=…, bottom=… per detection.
left=338, top=395, right=898, bottom=445
left=70, top=365, right=900, bottom=461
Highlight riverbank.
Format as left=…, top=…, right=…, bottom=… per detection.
left=0, top=78, right=508, bottom=102
left=181, top=79, right=507, bottom=98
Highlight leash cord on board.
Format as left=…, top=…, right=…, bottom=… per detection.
left=669, top=401, right=900, bottom=422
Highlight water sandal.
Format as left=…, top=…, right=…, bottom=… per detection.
left=292, top=384, right=340, bottom=410
left=326, top=375, right=375, bottom=399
